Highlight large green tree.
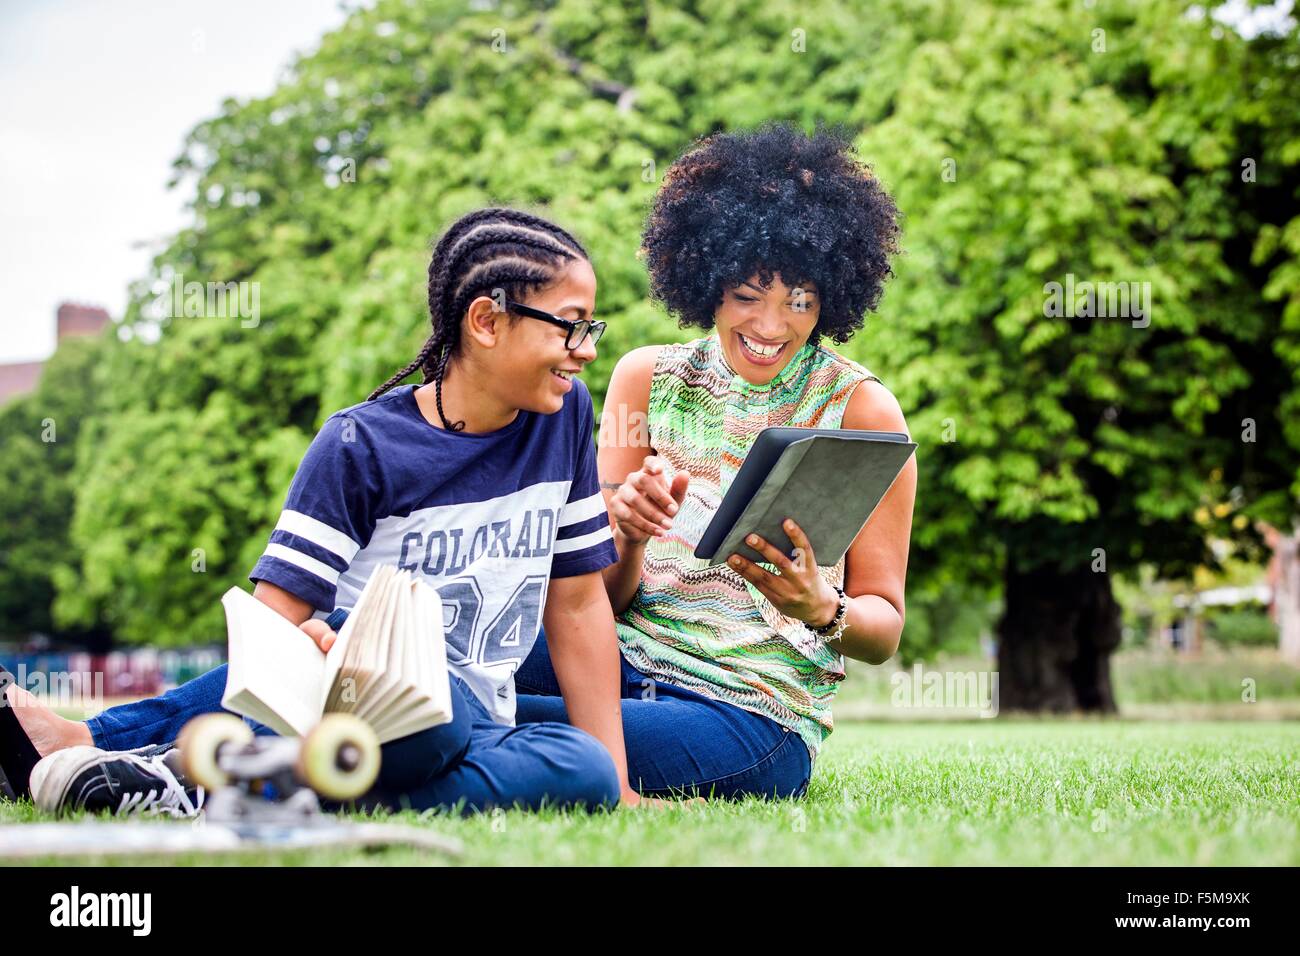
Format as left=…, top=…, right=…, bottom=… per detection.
left=853, top=0, right=1300, bottom=708
left=0, top=336, right=112, bottom=646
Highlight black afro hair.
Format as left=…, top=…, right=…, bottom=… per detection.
left=639, top=122, right=901, bottom=345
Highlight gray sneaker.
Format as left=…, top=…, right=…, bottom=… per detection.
left=30, top=743, right=204, bottom=818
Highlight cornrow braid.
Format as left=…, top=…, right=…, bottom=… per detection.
left=367, top=207, right=589, bottom=431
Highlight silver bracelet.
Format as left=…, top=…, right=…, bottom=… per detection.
left=807, top=587, right=849, bottom=643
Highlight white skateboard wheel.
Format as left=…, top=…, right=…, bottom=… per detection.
left=297, top=714, right=380, bottom=801
left=177, top=713, right=254, bottom=791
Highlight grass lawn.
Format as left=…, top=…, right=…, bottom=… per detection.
left=2, top=718, right=1296, bottom=866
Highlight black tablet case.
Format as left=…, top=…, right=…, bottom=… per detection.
left=694, top=428, right=917, bottom=566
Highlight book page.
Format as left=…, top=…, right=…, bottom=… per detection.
left=306, top=565, right=454, bottom=742
left=323, top=563, right=391, bottom=712
left=380, top=580, right=452, bottom=741
left=365, top=577, right=419, bottom=732
left=358, top=572, right=410, bottom=726
left=220, top=587, right=326, bottom=738
left=351, top=567, right=403, bottom=716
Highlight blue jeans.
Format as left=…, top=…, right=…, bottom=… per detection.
left=85, top=666, right=619, bottom=816
left=515, top=629, right=811, bottom=801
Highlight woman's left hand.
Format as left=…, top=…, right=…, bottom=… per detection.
left=727, top=518, right=839, bottom=628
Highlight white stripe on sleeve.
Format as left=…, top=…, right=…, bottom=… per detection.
left=558, top=491, right=608, bottom=529
left=263, top=543, right=343, bottom=586
left=553, top=525, right=614, bottom=555
left=275, top=510, right=361, bottom=562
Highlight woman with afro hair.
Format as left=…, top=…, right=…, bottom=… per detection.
left=515, top=122, right=916, bottom=801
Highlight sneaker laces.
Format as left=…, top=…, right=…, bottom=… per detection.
left=113, top=751, right=206, bottom=819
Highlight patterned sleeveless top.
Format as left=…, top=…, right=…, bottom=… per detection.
left=615, top=333, right=881, bottom=761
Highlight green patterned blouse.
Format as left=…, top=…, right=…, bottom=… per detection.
left=615, top=333, right=881, bottom=761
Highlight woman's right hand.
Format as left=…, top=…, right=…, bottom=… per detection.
left=608, top=455, right=690, bottom=545
left=299, top=619, right=338, bottom=653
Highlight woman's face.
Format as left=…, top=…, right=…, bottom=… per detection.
left=713, top=272, right=820, bottom=385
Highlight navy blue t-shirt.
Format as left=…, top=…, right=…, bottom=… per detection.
left=249, top=380, right=617, bottom=724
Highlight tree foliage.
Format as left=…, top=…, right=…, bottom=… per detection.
left=0, top=0, right=1295, bottom=649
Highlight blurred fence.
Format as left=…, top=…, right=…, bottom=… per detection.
left=0, top=647, right=225, bottom=702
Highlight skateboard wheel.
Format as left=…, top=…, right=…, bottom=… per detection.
left=177, top=713, right=254, bottom=791
left=298, top=714, right=380, bottom=800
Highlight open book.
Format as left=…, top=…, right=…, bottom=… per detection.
left=219, top=565, right=452, bottom=744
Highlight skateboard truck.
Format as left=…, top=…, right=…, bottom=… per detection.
left=176, top=713, right=381, bottom=824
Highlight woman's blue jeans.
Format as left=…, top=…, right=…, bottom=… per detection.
left=515, top=629, right=811, bottom=801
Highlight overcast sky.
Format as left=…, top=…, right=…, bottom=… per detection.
left=0, top=0, right=361, bottom=363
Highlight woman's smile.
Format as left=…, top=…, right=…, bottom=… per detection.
left=736, top=331, right=789, bottom=366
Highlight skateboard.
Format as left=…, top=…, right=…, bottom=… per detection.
left=176, top=712, right=382, bottom=821
left=0, top=713, right=463, bottom=860
left=0, top=819, right=462, bottom=859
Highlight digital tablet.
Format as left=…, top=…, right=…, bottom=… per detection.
left=693, top=427, right=917, bottom=566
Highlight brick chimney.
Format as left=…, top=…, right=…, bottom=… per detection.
left=0, top=302, right=113, bottom=406
left=56, top=302, right=111, bottom=341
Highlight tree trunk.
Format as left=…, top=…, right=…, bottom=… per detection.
left=997, top=561, right=1122, bottom=713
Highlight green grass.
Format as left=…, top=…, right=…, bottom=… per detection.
left=1111, top=647, right=1300, bottom=705
left=830, top=647, right=1300, bottom=718
left=3, top=719, right=1297, bottom=866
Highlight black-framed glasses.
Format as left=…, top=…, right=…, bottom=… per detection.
left=505, top=299, right=606, bottom=351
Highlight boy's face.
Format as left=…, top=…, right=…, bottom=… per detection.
left=491, top=257, right=599, bottom=415
left=713, top=272, right=820, bottom=385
